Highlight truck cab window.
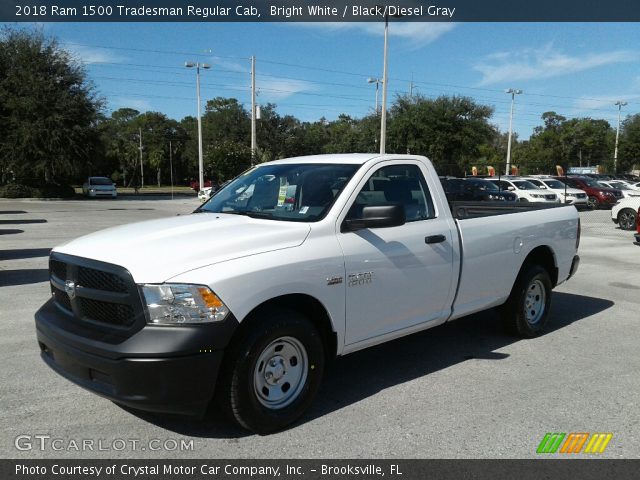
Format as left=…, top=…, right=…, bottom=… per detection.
left=348, top=164, right=435, bottom=222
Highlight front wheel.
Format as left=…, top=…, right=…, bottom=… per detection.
left=587, top=196, right=599, bottom=209
left=499, top=264, right=552, bottom=338
left=618, top=208, right=637, bottom=231
left=218, top=309, right=325, bottom=434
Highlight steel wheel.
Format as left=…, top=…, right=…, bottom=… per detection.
left=618, top=209, right=637, bottom=231
left=218, top=308, right=325, bottom=434
left=499, top=263, right=552, bottom=338
left=253, top=336, right=308, bottom=410
left=524, top=279, right=546, bottom=325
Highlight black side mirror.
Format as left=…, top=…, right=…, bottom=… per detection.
left=343, top=204, right=406, bottom=232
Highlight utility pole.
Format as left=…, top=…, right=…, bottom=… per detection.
left=139, top=127, right=144, bottom=188
left=251, top=55, right=257, bottom=165
left=409, top=73, right=414, bottom=98
left=614, top=100, right=627, bottom=174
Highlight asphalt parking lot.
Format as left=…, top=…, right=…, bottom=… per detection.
left=1, top=198, right=639, bottom=458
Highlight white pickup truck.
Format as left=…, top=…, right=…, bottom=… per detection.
left=36, top=154, right=580, bottom=433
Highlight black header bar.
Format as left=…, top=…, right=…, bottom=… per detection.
left=2, top=0, right=640, bottom=22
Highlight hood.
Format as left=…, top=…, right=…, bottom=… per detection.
left=54, top=213, right=311, bottom=283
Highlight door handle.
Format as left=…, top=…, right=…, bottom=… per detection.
left=425, top=234, right=446, bottom=244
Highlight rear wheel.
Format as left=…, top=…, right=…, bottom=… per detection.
left=218, top=308, right=325, bottom=434
left=499, top=264, right=552, bottom=338
left=618, top=208, right=637, bottom=230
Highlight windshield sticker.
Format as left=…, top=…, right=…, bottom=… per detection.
left=299, top=206, right=309, bottom=214
left=277, top=184, right=288, bottom=206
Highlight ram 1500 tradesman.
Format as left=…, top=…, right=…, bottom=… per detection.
left=35, top=154, right=580, bottom=433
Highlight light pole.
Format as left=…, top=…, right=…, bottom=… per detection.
left=380, top=15, right=390, bottom=155
left=185, top=61, right=211, bottom=192
left=367, top=77, right=382, bottom=115
left=614, top=100, right=627, bottom=174
left=505, top=88, right=522, bottom=175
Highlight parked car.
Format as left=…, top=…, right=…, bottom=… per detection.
left=611, top=197, right=640, bottom=230
left=486, top=177, right=559, bottom=203
left=597, top=181, right=640, bottom=198
left=190, top=179, right=213, bottom=192
left=198, top=187, right=213, bottom=202
left=554, top=176, right=622, bottom=209
left=523, top=177, right=588, bottom=208
left=81, top=177, right=117, bottom=198
left=36, top=153, right=580, bottom=434
left=440, top=177, right=517, bottom=202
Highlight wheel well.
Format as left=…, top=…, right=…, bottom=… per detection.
left=237, top=294, right=338, bottom=361
left=523, top=246, right=558, bottom=287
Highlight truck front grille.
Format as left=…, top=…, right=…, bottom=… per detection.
left=48, top=253, right=145, bottom=334
left=78, top=267, right=128, bottom=293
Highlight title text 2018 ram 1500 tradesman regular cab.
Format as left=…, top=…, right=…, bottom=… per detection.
left=35, top=154, right=580, bottom=433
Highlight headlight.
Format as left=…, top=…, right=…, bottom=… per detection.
left=89, top=188, right=95, bottom=193
left=140, top=284, right=229, bottom=325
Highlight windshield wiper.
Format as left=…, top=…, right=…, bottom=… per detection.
left=221, top=210, right=276, bottom=219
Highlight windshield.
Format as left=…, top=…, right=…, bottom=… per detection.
left=466, top=179, right=500, bottom=191
left=580, top=178, right=600, bottom=187
left=610, top=182, right=631, bottom=190
left=512, top=180, right=539, bottom=190
left=541, top=179, right=565, bottom=189
left=90, top=177, right=113, bottom=185
left=197, top=163, right=360, bottom=222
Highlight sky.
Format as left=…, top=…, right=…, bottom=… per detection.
left=18, top=21, right=640, bottom=140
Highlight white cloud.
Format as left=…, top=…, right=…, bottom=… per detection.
left=571, top=94, right=640, bottom=117
left=65, top=44, right=124, bottom=64
left=257, top=76, right=319, bottom=101
left=293, top=22, right=456, bottom=47
left=474, top=44, right=638, bottom=86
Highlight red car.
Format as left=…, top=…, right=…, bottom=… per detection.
left=554, top=176, right=623, bottom=209
left=190, top=179, right=213, bottom=192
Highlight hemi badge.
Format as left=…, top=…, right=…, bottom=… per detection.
left=326, top=276, right=343, bottom=286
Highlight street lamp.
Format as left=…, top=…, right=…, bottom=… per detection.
left=379, top=15, right=390, bottom=155
left=505, top=88, right=522, bottom=175
left=614, top=100, right=627, bottom=174
left=185, top=61, right=211, bottom=192
left=367, top=77, right=382, bottom=115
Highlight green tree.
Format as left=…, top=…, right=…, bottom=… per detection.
left=0, top=27, right=102, bottom=184
left=617, top=114, right=640, bottom=173
left=387, top=95, right=496, bottom=175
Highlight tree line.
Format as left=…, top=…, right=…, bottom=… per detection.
left=2, top=28, right=639, bottom=192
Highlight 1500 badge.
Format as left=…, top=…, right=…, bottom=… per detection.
left=348, top=272, right=373, bottom=287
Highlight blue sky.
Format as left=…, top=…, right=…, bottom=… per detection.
left=28, top=22, right=640, bottom=139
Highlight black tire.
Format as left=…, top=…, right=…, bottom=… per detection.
left=218, top=308, right=325, bottom=434
left=499, top=264, right=552, bottom=338
left=587, top=196, right=599, bottom=209
left=618, top=208, right=637, bottom=231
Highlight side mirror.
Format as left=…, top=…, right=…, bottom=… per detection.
left=343, top=204, right=406, bottom=232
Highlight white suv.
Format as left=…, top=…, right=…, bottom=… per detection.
left=487, top=178, right=559, bottom=203
left=524, top=177, right=588, bottom=208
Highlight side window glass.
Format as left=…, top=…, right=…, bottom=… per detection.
left=347, top=164, right=435, bottom=222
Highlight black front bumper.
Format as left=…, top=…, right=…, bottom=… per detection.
left=35, top=299, right=238, bottom=416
